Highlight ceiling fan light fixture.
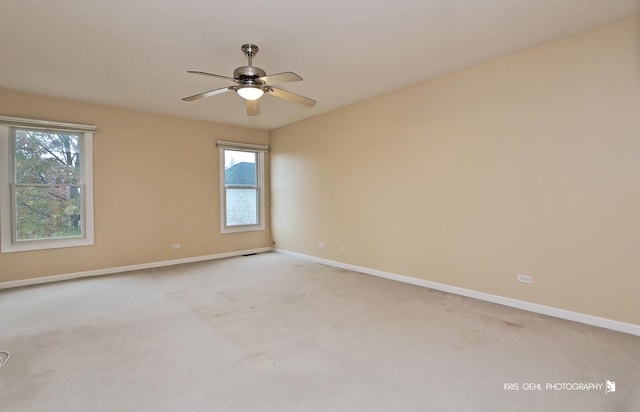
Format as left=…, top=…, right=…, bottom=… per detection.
left=237, top=86, right=264, bottom=101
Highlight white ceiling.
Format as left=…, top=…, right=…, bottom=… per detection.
left=1, top=1, right=638, bottom=130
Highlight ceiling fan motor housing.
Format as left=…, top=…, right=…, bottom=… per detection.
left=233, top=66, right=267, bottom=84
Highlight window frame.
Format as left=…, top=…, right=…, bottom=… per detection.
left=218, top=140, right=267, bottom=234
left=0, top=116, right=96, bottom=253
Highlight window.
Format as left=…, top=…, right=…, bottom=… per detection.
left=0, top=116, right=96, bottom=253
left=218, top=140, right=267, bottom=233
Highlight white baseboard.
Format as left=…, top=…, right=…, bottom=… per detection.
left=0, top=247, right=273, bottom=290
left=276, top=249, right=640, bottom=337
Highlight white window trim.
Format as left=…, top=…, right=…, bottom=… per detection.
left=0, top=116, right=96, bottom=253
left=218, top=141, right=267, bottom=234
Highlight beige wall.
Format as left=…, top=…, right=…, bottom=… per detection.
left=270, top=16, right=640, bottom=324
left=0, top=89, right=270, bottom=282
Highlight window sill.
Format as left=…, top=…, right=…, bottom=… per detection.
left=221, top=224, right=265, bottom=234
left=1, top=237, right=94, bottom=253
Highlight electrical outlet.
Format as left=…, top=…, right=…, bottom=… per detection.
left=171, top=244, right=181, bottom=250
left=340, top=244, right=346, bottom=253
left=318, top=243, right=325, bottom=249
left=517, top=274, right=532, bottom=284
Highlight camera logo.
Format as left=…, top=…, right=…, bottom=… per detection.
left=606, top=380, right=616, bottom=394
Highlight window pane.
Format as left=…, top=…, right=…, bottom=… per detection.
left=226, top=188, right=258, bottom=226
left=14, top=129, right=81, bottom=185
left=15, top=186, right=82, bottom=241
left=224, top=150, right=256, bottom=186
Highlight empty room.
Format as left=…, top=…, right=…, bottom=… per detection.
left=1, top=1, right=639, bottom=411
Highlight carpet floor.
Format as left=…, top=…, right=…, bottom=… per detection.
left=1, top=252, right=638, bottom=411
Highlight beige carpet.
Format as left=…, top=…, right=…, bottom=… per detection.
left=1, top=252, right=638, bottom=411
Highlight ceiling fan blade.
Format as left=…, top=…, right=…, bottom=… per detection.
left=246, top=99, right=260, bottom=116
left=258, top=71, right=303, bottom=85
left=182, top=86, right=235, bottom=101
left=187, top=70, right=236, bottom=81
left=267, top=86, right=317, bottom=107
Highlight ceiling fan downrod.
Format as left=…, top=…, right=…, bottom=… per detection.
left=241, top=44, right=258, bottom=67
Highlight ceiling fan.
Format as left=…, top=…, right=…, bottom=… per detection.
left=183, top=44, right=316, bottom=116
